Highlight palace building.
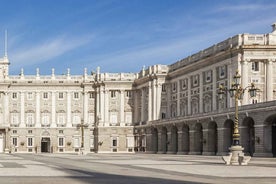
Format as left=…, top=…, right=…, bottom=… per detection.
left=0, top=23, right=276, bottom=156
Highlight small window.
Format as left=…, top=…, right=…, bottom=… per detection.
left=27, top=92, right=33, bottom=100
left=205, top=71, right=212, bottom=82
left=12, top=130, right=17, bottom=134
left=111, top=91, right=116, bottom=98
left=89, top=92, right=95, bottom=99
left=58, top=92, right=64, bottom=99
left=28, top=130, right=32, bottom=134
left=219, top=66, right=226, bottom=78
left=12, top=93, right=17, bottom=99
left=126, top=91, right=132, bottom=98
left=43, top=92, right=48, bottom=99
left=27, top=137, right=33, bottom=147
left=58, top=137, right=64, bottom=147
left=59, top=130, right=64, bottom=134
left=252, top=62, right=259, bottom=72
left=74, top=92, right=79, bottom=99
left=12, top=137, right=18, bottom=147
left=161, top=113, right=166, bottom=119
left=112, top=139, right=117, bottom=147
left=162, top=84, right=166, bottom=92
left=172, top=83, right=177, bottom=92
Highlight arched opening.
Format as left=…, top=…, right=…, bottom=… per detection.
left=194, top=123, right=203, bottom=154
left=161, top=127, right=168, bottom=153
left=223, top=119, right=234, bottom=153
left=152, top=128, right=158, bottom=153
left=183, top=124, right=190, bottom=153
left=171, top=126, right=178, bottom=153
left=41, top=137, right=51, bottom=153
left=208, top=121, right=218, bottom=155
left=242, top=117, right=255, bottom=156
left=264, top=114, right=276, bottom=157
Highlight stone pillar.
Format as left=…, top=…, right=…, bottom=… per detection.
left=217, top=127, right=225, bottom=156
left=199, top=73, right=203, bottom=113
left=146, top=130, right=154, bottom=153
left=266, top=60, right=273, bottom=101
left=152, top=80, right=157, bottom=120
left=188, top=129, right=195, bottom=154
left=177, top=80, right=181, bottom=116
left=120, top=90, right=125, bottom=126
left=212, top=68, right=217, bottom=111
left=148, top=82, right=152, bottom=121
left=157, top=130, right=163, bottom=154
left=141, top=88, right=145, bottom=122
left=83, top=91, right=88, bottom=124
left=202, top=128, right=210, bottom=155
left=241, top=60, right=249, bottom=105
left=104, top=90, right=109, bottom=126
left=99, top=88, right=105, bottom=125
left=35, top=91, right=41, bottom=127
left=51, top=91, right=56, bottom=127
left=19, top=92, right=25, bottom=127
left=156, top=82, right=162, bottom=120
left=187, top=77, right=191, bottom=115
left=166, top=130, right=172, bottom=154
left=67, top=91, right=72, bottom=127
left=177, top=130, right=184, bottom=154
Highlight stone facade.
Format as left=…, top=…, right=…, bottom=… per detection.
left=0, top=23, right=276, bottom=156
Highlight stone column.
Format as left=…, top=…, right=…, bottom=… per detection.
left=148, top=82, right=152, bottom=121
left=166, top=131, right=172, bottom=154
left=156, top=82, right=162, bottom=120
left=241, top=60, right=249, bottom=105
left=51, top=91, right=56, bottom=127
left=199, top=73, right=203, bottom=113
left=35, top=91, right=41, bottom=127
left=177, top=130, right=184, bottom=154
left=177, top=80, right=181, bottom=116
left=152, top=80, right=157, bottom=120
left=217, top=127, right=225, bottom=156
left=120, top=90, right=125, bottom=126
left=83, top=91, right=88, bottom=124
left=104, top=90, right=109, bottom=126
left=19, top=92, right=25, bottom=127
left=99, top=87, right=105, bottom=125
left=157, top=130, right=163, bottom=154
left=187, top=77, right=191, bottom=115
left=141, top=88, right=145, bottom=122
left=67, top=91, right=72, bottom=127
left=212, top=68, right=217, bottom=111
left=266, top=60, right=273, bottom=101
left=188, top=130, right=195, bottom=155
left=146, top=131, right=154, bottom=153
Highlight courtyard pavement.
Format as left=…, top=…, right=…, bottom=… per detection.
left=0, top=153, right=275, bottom=183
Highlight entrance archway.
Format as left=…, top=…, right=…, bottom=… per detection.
left=161, top=127, right=168, bottom=153
left=223, top=119, right=234, bottom=153
left=171, top=126, right=178, bottom=153
left=264, top=114, right=276, bottom=157
left=208, top=121, right=218, bottom=155
left=194, top=123, right=203, bottom=154
left=41, top=137, right=51, bottom=153
left=242, top=117, right=255, bottom=156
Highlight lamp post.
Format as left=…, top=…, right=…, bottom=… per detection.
left=218, top=70, right=258, bottom=165
left=77, top=120, right=88, bottom=155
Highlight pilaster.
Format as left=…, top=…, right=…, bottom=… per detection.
left=266, top=60, right=273, bottom=101
left=19, top=92, right=25, bottom=127
left=67, top=91, right=72, bottom=127
left=120, top=90, right=125, bottom=126
left=51, top=91, right=56, bottom=127
left=35, top=91, right=41, bottom=127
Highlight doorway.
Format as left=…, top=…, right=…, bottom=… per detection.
left=41, top=137, right=51, bottom=153
left=272, top=123, right=276, bottom=157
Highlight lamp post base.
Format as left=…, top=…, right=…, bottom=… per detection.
left=222, top=145, right=251, bottom=165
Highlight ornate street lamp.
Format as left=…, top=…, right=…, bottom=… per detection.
left=77, top=120, right=88, bottom=155
left=218, top=70, right=258, bottom=165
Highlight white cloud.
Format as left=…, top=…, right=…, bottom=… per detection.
left=214, top=4, right=276, bottom=13
left=10, top=34, right=93, bottom=67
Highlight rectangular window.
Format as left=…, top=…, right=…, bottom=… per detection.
left=252, top=62, right=259, bottom=72
left=27, top=92, right=33, bottom=100
left=12, top=137, right=18, bottom=147
left=26, top=113, right=34, bottom=127
left=12, top=130, right=17, bottom=134
left=111, top=91, right=116, bottom=98
left=89, top=92, right=95, bottom=99
left=219, top=66, right=226, bottom=78
left=172, top=83, right=177, bottom=92
left=27, top=137, right=33, bottom=147
left=12, top=93, right=17, bottom=99
left=28, top=130, right=32, bottom=134
left=126, top=91, right=132, bottom=98
left=74, top=92, right=79, bottom=99
left=205, top=71, right=212, bottom=82
left=162, top=84, right=166, bottom=92
left=43, top=92, right=48, bottom=99
left=58, top=137, right=64, bottom=147
left=110, top=114, right=118, bottom=125
left=112, top=139, right=117, bottom=147
left=58, top=92, right=64, bottom=99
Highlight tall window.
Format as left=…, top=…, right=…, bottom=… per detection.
left=11, top=113, right=19, bottom=126
left=58, top=137, right=64, bottom=147
left=57, top=113, right=65, bottom=126
left=27, top=137, right=33, bottom=147
left=162, top=84, right=166, bottom=92
left=252, top=62, right=259, bottom=71
left=12, top=137, right=18, bottom=147
left=110, top=113, right=118, bottom=125
left=126, top=91, right=132, bottom=98
left=27, top=92, right=33, bottom=100
left=111, top=91, right=116, bottom=98
left=74, top=92, right=79, bottom=99
left=41, top=113, right=50, bottom=127
left=219, top=66, right=226, bottom=78
left=26, top=113, right=34, bottom=127
left=58, top=92, right=64, bottom=99
left=43, top=92, right=48, bottom=99
left=12, top=92, right=17, bottom=99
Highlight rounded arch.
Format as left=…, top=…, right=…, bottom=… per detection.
left=182, top=124, right=190, bottom=153
left=151, top=127, right=158, bottom=153
left=161, top=126, right=168, bottom=153
left=171, top=126, right=178, bottom=154
left=241, top=117, right=255, bottom=156
left=207, top=121, right=218, bottom=155
left=223, top=119, right=234, bottom=153
left=264, top=114, right=276, bottom=157
left=194, top=123, right=203, bottom=154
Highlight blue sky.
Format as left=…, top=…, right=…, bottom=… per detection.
left=0, top=0, right=276, bottom=75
